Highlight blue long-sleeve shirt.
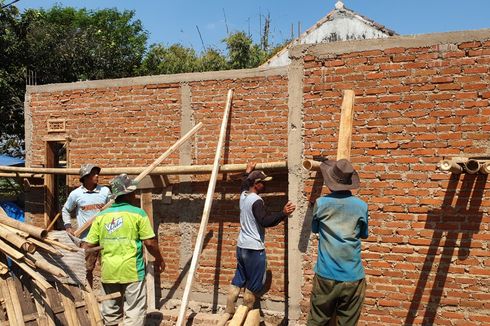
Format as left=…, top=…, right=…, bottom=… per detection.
left=312, top=191, right=368, bottom=282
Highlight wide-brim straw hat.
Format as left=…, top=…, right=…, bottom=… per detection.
left=320, top=159, right=360, bottom=191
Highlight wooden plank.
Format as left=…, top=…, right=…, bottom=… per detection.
left=75, top=121, right=204, bottom=237
left=176, top=89, right=233, bottom=326
left=6, top=277, right=26, bottom=326
left=82, top=284, right=103, bottom=326
left=46, top=287, right=68, bottom=326
left=0, top=276, right=19, bottom=325
left=66, top=284, right=91, bottom=326
left=141, top=189, right=156, bottom=310
left=30, top=281, right=49, bottom=326
left=58, top=284, right=80, bottom=326
left=336, top=90, right=355, bottom=161
left=12, top=274, right=38, bottom=326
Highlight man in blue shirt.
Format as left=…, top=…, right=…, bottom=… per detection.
left=62, top=163, right=111, bottom=285
left=307, top=159, right=368, bottom=326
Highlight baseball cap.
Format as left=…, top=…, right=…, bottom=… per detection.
left=247, top=170, right=272, bottom=183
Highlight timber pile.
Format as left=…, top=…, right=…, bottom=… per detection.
left=0, top=208, right=104, bottom=325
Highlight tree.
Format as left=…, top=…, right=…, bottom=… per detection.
left=139, top=44, right=199, bottom=75
left=0, top=3, right=25, bottom=156
left=22, top=6, right=148, bottom=84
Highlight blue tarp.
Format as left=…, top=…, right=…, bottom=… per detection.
left=0, top=201, right=24, bottom=222
left=0, top=154, right=24, bottom=166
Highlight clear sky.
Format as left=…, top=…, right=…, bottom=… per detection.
left=14, top=0, right=490, bottom=52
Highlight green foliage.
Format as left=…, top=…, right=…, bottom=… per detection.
left=22, top=6, right=148, bottom=83
left=139, top=44, right=199, bottom=75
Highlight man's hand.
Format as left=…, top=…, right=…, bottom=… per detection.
left=283, top=201, right=296, bottom=216
left=246, top=162, right=256, bottom=174
left=155, top=257, right=165, bottom=272
left=65, top=227, right=75, bottom=236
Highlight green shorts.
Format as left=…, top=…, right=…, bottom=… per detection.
left=307, top=274, right=366, bottom=326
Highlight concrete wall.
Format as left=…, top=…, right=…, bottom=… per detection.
left=24, top=29, right=490, bottom=325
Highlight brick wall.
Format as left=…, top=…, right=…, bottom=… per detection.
left=24, top=29, right=490, bottom=324
left=296, top=30, right=490, bottom=325
left=25, top=68, right=291, bottom=310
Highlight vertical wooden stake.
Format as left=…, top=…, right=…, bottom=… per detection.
left=141, top=189, right=156, bottom=310
left=176, top=89, right=233, bottom=326
left=336, top=90, right=355, bottom=161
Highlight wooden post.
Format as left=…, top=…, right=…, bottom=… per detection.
left=44, top=142, right=57, bottom=228
left=75, top=122, right=204, bottom=237
left=141, top=189, right=156, bottom=310
left=176, top=89, right=233, bottom=326
left=336, top=90, right=355, bottom=161
left=229, top=305, right=250, bottom=326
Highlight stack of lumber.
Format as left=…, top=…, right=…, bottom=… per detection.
left=0, top=208, right=104, bottom=325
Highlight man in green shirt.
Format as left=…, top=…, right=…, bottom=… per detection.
left=85, top=174, right=164, bottom=326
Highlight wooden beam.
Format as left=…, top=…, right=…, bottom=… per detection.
left=176, top=89, right=233, bottom=326
left=336, top=90, right=355, bottom=161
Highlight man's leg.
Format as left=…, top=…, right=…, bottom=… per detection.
left=227, top=247, right=247, bottom=314
left=123, top=280, right=147, bottom=326
left=336, top=278, right=366, bottom=326
left=100, top=283, right=124, bottom=325
left=306, top=274, right=339, bottom=326
left=242, top=249, right=267, bottom=309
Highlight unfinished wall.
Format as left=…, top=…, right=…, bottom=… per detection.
left=291, top=29, right=490, bottom=325
left=24, top=67, right=291, bottom=311
left=24, top=29, right=490, bottom=325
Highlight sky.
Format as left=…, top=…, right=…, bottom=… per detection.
left=14, top=0, right=490, bottom=52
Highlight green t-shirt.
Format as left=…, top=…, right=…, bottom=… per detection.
left=85, top=202, right=155, bottom=283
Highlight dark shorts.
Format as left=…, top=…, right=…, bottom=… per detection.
left=307, top=274, right=366, bottom=326
left=231, top=247, right=266, bottom=294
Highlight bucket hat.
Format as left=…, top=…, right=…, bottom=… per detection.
left=320, top=159, right=360, bottom=191
left=79, top=164, right=101, bottom=182
left=110, top=174, right=137, bottom=199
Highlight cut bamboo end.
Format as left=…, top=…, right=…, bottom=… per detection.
left=480, top=162, right=490, bottom=174
left=439, top=160, right=463, bottom=174
left=464, top=159, right=481, bottom=174
left=303, top=160, right=321, bottom=171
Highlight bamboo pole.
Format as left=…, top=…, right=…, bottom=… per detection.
left=0, top=161, right=286, bottom=175
left=46, top=213, right=61, bottom=232
left=8, top=258, right=52, bottom=291
left=27, top=237, right=63, bottom=256
left=7, top=277, right=26, bottom=326
left=439, top=159, right=463, bottom=174
left=0, top=261, right=7, bottom=275
left=0, top=173, right=43, bottom=178
left=0, top=214, right=47, bottom=239
left=463, top=159, right=481, bottom=174
left=336, top=90, right=355, bottom=161
left=25, top=253, right=68, bottom=277
left=74, top=121, right=204, bottom=237
left=0, top=223, right=29, bottom=238
left=176, top=89, right=233, bottom=326
left=302, top=159, right=321, bottom=171
left=0, top=225, right=36, bottom=253
left=43, top=238, right=79, bottom=252
left=480, top=162, right=490, bottom=174
left=0, top=277, right=20, bottom=326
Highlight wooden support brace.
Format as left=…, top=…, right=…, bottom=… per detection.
left=336, top=90, right=355, bottom=161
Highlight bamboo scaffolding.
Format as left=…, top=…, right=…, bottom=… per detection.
left=75, top=121, right=204, bottom=237
left=0, top=161, right=286, bottom=175
left=176, top=89, right=233, bottom=326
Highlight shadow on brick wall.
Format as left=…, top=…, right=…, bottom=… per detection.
left=404, top=173, right=487, bottom=325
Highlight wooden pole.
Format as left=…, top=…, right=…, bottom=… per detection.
left=24, top=253, right=68, bottom=277
left=336, top=90, right=355, bottom=161
left=27, top=237, right=63, bottom=256
left=0, top=276, right=21, bottom=326
left=0, top=214, right=47, bottom=239
left=46, top=213, right=61, bottom=231
left=176, top=89, right=233, bottom=326
left=141, top=189, right=156, bottom=310
left=9, top=258, right=52, bottom=291
left=302, top=159, right=321, bottom=171
left=243, top=309, right=261, bottom=326
left=0, top=161, right=287, bottom=175
left=439, top=159, right=463, bottom=174
left=74, top=121, right=204, bottom=237
left=0, top=222, right=29, bottom=238
left=43, top=238, right=79, bottom=252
